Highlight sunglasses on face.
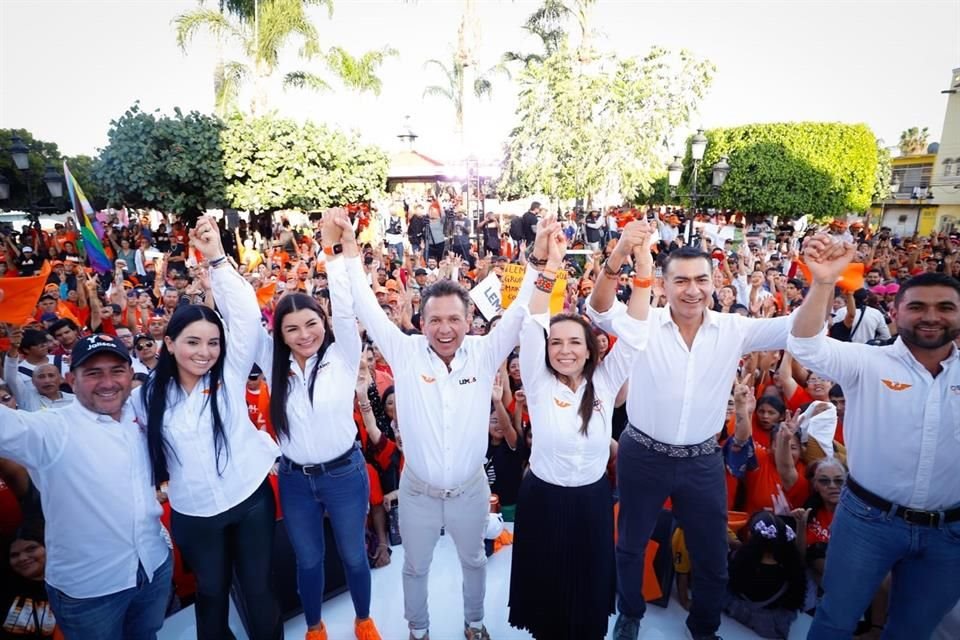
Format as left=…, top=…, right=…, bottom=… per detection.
left=816, top=477, right=845, bottom=487
left=136, top=341, right=154, bottom=351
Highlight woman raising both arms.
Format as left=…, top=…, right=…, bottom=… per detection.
left=508, top=217, right=655, bottom=640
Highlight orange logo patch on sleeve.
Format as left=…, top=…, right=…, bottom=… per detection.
left=553, top=397, right=572, bottom=408
left=420, top=374, right=436, bottom=384
left=881, top=379, right=912, bottom=391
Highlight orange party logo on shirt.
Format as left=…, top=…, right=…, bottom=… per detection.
left=553, top=397, right=572, bottom=408
left=881, top=379, right=912, bottom=392
left=420, top=374, right=436, bottom=384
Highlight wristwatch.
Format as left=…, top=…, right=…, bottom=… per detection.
left=323, top=244, right=343, bottom=257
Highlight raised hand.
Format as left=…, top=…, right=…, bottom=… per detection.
left=534, top=214, right=559, bottom=261
left=547, top=226, right=567, bottom=268
left=733, top=370, right=756, bottom=416
left=802, top=233, right=856, bottom=284
left=190, top=216, right=225, bottom=260
left=322, top=208, right=345, bottom=247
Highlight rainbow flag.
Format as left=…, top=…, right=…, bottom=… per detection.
left=63, top=161, right=111, bottom=274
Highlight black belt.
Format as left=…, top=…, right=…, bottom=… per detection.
left=846, top=477, right=960, bottom=527
left=286, top=444, right=357, bottom=476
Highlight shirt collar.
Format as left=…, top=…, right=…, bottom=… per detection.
left=891, top=336, right=960, bottom=369
left=74, top=397, right=136, bottom=425
left=659, top=305, right=717, bottom=329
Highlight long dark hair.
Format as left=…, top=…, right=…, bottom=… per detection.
left=545, top=313, right=600, bottom=435
left=729, top=511, right=806, bottom=610
left=269, top=293, right=335, bottom=441
left=143, top=305, right=228, bottom=486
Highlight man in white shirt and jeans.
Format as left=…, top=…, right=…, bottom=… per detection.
left=588, top=245, right=792, bottom=640
left=0, top=333, right=172, bottom=640
left=789, top=234, right=960, bottom=639
left=340, top=213, right=543, bottom=640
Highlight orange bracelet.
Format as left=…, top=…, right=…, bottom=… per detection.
left=323, top=246, right=335, bottom=257
left=633, top=277, right=653, bottom=288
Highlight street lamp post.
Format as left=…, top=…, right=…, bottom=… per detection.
left=0, top=135, right=65, bottom=222
left=667, top=128, right=730, bottom=243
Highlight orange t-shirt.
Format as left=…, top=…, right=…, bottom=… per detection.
left=743, top=446, right=810, bottom=516
left=786, top=386, right=813, bottom=412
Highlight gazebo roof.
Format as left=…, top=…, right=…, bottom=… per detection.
left=388, top=150, right=446, bottom=179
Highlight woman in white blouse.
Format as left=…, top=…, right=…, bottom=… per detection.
left=137, top=216, right=282, bottom=640
left=254, top=209, right=382, bottom=640
left=507, top=217, right=654, bottom=640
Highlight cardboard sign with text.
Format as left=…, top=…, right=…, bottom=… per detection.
left=470, top=273, right=503, bottom=320
left=500, top=263, right=567, bottom=315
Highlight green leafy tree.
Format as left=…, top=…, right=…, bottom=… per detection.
left=872, top=141, right=893, bottom=202
left=220, top=113, right=388, bottom=212
left=898, top=126, right=930, bottom=156
left=498, top=39, right=714, bottom=203
left=174, top=0, right=395, bottom=116
left=93, top=103, right=227, bottom=220
left=697, top=122, right=878, bottom=219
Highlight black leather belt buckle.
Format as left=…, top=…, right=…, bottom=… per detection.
left=901, top=508, right=939, bottom=527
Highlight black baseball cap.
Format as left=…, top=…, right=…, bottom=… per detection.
left=70, top=334, right=132, bottom=370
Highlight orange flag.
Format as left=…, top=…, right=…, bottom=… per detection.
left=0, top=262, right=53, bottom=324
left=256, top=282, right=277, bottom=308
left=796, top=261, right=864, bottom=293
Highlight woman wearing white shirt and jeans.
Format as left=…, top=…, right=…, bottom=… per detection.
left=137, top=216, right=282, bottom=640
left=508, top=219, right=653, bottom=640
left=255, top=210, right=382, bottom=640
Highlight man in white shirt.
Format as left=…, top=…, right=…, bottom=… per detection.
left=588, top=245, right=792, bottom=640
left=337, top=211, right=542, bottom=640
left=789, top=235, right=960, bottom=639
left=830, top=290, right=892, bottom=344
left=2, top=346, right=75, bottom=411
left=0, top=334, right=172, bottom=639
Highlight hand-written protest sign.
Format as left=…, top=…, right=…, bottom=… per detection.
left=470, top=273, right=503, bottom=320
left=549, top=269, right=567, bottom=315
left=500, top=264, right=525, bottom=309
left=500, top=263, right=567, bottom=315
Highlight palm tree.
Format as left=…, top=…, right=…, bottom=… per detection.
left=502, top=0, right=596, bottom=70
left=422, top=53, right=504, bottom=140
left=898, top=126, right=930, bottom=156
left=174, top=0, right=394, bottom=116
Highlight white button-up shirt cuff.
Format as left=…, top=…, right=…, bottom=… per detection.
left=786, top=325, right=830, bottom=360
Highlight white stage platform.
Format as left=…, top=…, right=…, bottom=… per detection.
left=159, top=524, right=812, bottom=639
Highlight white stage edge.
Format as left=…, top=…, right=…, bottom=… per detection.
left=159, top=524, right=812, bottom=640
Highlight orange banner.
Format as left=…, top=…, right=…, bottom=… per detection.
left=0, top=262, right=53, bottom=324
left=256, top=282, right=277, bottom=309
left=796, top=261, right=864, bottom=293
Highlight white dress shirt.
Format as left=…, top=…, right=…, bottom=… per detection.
left=346, top=256, right=536, bottom=489
left=788, top=332, right=960, bottom=511
left=520, top=311, right=649, bottom=487
left=3, top=355, right=74, bottom=411
left=831, top=306, right=891, bottom=344
left=256, top=256, right=362, bottom=464
left=133, top=266, right=279, bottom=517
left=0, top=400, right=169, bottom=598
left=588, top=302, right=792, bottom=445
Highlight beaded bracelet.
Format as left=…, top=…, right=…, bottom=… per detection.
left=534, top=274, right=555, bottom=292
left=602, top=261, right=622, bottom=279
left=528, top=255, right=548, bottom=268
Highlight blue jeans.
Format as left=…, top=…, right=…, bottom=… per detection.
left=809, top=489, right=960, bottom=639
left=616, top=432, right=728, bottom=637
left=46, top=552, right=172, bottom=640
left=278, top=444, right=371, bottom=627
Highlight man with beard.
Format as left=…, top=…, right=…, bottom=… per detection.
left=789, top=233, right=960, bottom=639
